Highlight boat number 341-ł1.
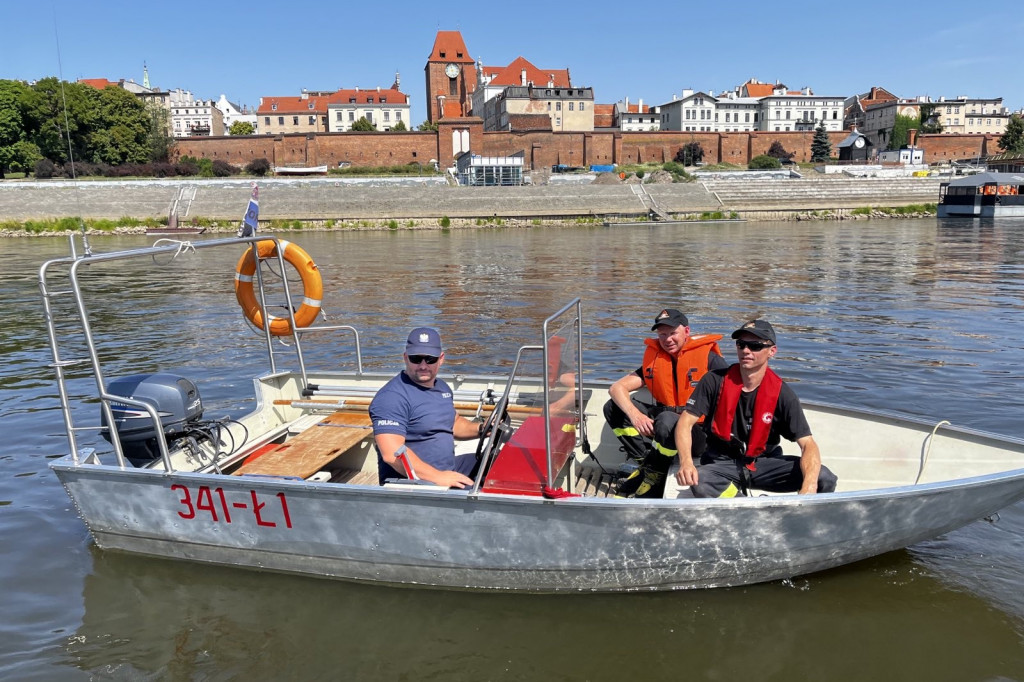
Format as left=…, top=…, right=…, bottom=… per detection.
left=171, top=484, right=293, bottom=528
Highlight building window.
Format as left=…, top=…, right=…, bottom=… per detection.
left=309, top=116, right=315, bottom=125
left=580, top=102, right=585, bottom=111
left=725, top=113, right=730, bottom=122
left=556, top=102, right=561, bottom=111
left=293, top=116, right=298, bottom=125
left=555, top=117, right=561, bottom=126
left=367, top=97, right=373, bottom=104
left=278, top=116, right=284, bottom=125
left=264, top=117, right=270, bottom=125
left=349, top=112, right=354, bottom=121
left=569, top=102, right=574, bottom=111
left=337, top=112, right=343, bottom=121
left=271, top=104, right=277, bottom=111
left=384, top=111, right=390, bottom=121
left=396, top=111, right=402, bottom=120
left=308, top=103, right=314, bottom=110
left=745, top=112, right=750, bottom=122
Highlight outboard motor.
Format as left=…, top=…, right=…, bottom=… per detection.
left=101, top=373, right=203, bottom=466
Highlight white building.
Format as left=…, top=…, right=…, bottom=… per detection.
left=615, top=98, right=660, bottom=131
left=169, top=89, right=225, bottom=138
left=658, top=83, right=844, bottom=133
left=216, top=95, right=258, bottom=134
left=325, top=83, right=412, bottom=132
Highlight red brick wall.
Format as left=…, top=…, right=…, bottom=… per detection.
left=172, top=129, right=1001, bottom=170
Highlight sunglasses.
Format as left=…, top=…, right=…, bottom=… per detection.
left=408, top=354, right=440, bottom=365
left=735, top=339, right=774, bottom=351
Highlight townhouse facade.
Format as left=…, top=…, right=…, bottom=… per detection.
left=614, top=98, right=660, bottom=131
left=216, top=95, right=258, bottom=134
left=471, top=56, right=572, bottom=120
left=257, top=91, right=330, bottom=135
left=484, top=85, right=594, bottom=132
left=658, top=83, right=843, bottom=134
left=326, top=84, right=412, bottom=132
left=169, top=89, right=225, bottom=138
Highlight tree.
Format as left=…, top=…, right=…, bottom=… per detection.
left=391, top=119, right=408, bottom=132
left=350, top=117, right=375, bottom=132
left=417, top=120, right=438, bottom=131
left=888, top=113, right=917, bottom=150
left=749, top=154, right=781, bottom=169
left=767, top=140, right=794, bottom=160
left=21, top=78, right=95, bottom=163
left=87, top=85, right=151, bottom=165
left=918, top=104, right=943, bottom=135
left=145, top=102, right=172, bottom=162
left=998, top=114, right=1024, bottom=154
left=229, top=121, right=255, bottom=136
left=0, top=80, right=30, bottom=176
left=810, top=121, right=831, bottom=162
left=675, top=141, right=704, bottom=165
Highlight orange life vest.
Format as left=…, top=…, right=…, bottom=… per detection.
left=711, top=365, right=783, bottom=470
left=641, top=334, right=723, bottom=407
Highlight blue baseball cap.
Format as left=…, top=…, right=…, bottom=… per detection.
left=406, top=327, right=443, bottom=356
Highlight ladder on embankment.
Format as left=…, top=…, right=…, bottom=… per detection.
left=168, top=186, right=198, bottom=226
left=630, top=183, right=671, bottom=220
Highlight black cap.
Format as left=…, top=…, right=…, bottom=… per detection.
left=731, top=319, right=777, bottom=345
left=651, top=308, right=689, bottom=331
left=406, top=327, right=443, bottom=356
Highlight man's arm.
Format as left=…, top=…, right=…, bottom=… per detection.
left=452, top=414, right=482, bottom=440
left=608, top=373, right=654, bottom=436
left=374, top=433, right=473, bottom=489
left=673, top=411, right=701, bottom=486
left=795, top=435, right=822, bottom=495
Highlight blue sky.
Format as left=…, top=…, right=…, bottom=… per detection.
left=3, top=0, right=1021, bottom=119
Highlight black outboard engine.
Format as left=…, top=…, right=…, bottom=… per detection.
left=101, top=373, right=203, bottom=466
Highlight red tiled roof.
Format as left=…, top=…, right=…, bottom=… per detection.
left=482, top=56, right=571, bottom=88
left=507, top=113, right=551, bottom=131
left=744, top=82, right=775, bottom=97
left=257, top=96, right=329, bottom=114
left=327, top=88, right=409, bottom=105
left=427, top=30, right=474, bottom=63
left=79, top=78, right=115, bottom=90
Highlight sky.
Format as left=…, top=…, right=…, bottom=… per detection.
left=2, top=0, right=1021, bottom=120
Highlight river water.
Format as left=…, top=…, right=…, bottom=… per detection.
left=2, top=219, right=1024, bottom=680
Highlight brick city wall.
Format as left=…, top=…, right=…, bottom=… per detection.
left=172, top=128, right=1000, bottom=170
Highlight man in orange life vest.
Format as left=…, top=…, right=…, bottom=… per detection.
left=674, top=319, right=837, bottom=497
left=604, top=309, right=728, bottom=498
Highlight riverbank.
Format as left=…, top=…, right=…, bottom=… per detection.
left=0, top=175, right=942, bottom=235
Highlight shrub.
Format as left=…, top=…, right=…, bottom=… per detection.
left=212, top=159, right=238, bottom=177
left=34, top=158, right=56, bottom=179
left=748, top=155, right=781, bottom=170
left=197, top=158, right=214, bottom=177
left=439, top=216, right=451, bottom=228
left=246, top=158, right=271, bottom=176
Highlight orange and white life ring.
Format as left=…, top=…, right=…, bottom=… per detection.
left=234, top=239, right=322, bottom=336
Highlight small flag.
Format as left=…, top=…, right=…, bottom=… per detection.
left=238, top=184, right=259, bottom=237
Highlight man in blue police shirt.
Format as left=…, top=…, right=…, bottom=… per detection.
left=369, top=327, right=481, bottom=487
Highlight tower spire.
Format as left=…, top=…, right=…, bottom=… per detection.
left=143, top=62, right=150, bottom=89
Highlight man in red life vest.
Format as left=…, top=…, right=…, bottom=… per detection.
left=674, top=319, right=837, bottom=498
left=604, top=309, right=728, bottom=498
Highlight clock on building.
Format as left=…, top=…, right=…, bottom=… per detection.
left=854, top=137, right=866, bottom=148
left=445, top=63, right=461, bottom=78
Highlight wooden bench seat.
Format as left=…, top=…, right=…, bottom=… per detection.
left=233, top=411, right=373, bottom=480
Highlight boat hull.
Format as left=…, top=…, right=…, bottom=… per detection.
left=53, top=460, right=1024, bottom=591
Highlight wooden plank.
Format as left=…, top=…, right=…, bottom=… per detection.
left=234, top=412, right=372, bottom=479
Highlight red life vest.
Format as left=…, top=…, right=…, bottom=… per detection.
left=710, top=365, right=783, bottom=470
left=641, top=334, right=723, bottom=407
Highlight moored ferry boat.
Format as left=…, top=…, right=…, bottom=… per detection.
left=938, top=171, right=1024, bottom=217
left=41, top=235, right=1024, bottom=592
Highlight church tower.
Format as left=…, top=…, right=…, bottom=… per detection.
left=424, top=30, right=476, bottom=123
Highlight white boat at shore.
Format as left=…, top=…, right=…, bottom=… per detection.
left=41, top=236, right=1024, bottom=592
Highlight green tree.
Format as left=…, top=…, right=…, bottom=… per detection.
left=391, top=119, right=408, bottom=132
left=749, top=154, right=781, bottom=169
left=998, top=113, right=1024, bottom=154
left=918, top=104, right=943, bottom=134
left=888, top=113, right=917, bottom=150
left=417, top=120, right=438, bottom=131
left=350, top=117, right=375, bottom=132
left=146, top=102, right=172, bottom=162
left=810, top=121, right=831, bottom=162
left=0, top=80, right=30, bottom=176
left=22, top=78, right=95, bottom=163
left=229, top=120, right=255, bottom=135
left=675, top=141, right=704, bottom=165
left=88, top=85, right=151, bottom=164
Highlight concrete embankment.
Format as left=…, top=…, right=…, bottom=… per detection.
left=0, top=175, right=943, bottom=226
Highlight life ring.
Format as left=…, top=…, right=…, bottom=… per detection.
left=234, top=239, right=322, bottom=335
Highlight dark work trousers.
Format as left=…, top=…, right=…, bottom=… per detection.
left=691, top=453, right=838, bottom=498
left=603, top=398, right=708, bottom=463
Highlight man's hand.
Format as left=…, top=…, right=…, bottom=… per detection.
left=676, top=460, right=699, bottom=486
left=433, top=470, right=474, bottom=489
left=630, top=410, right=655, bottom=437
